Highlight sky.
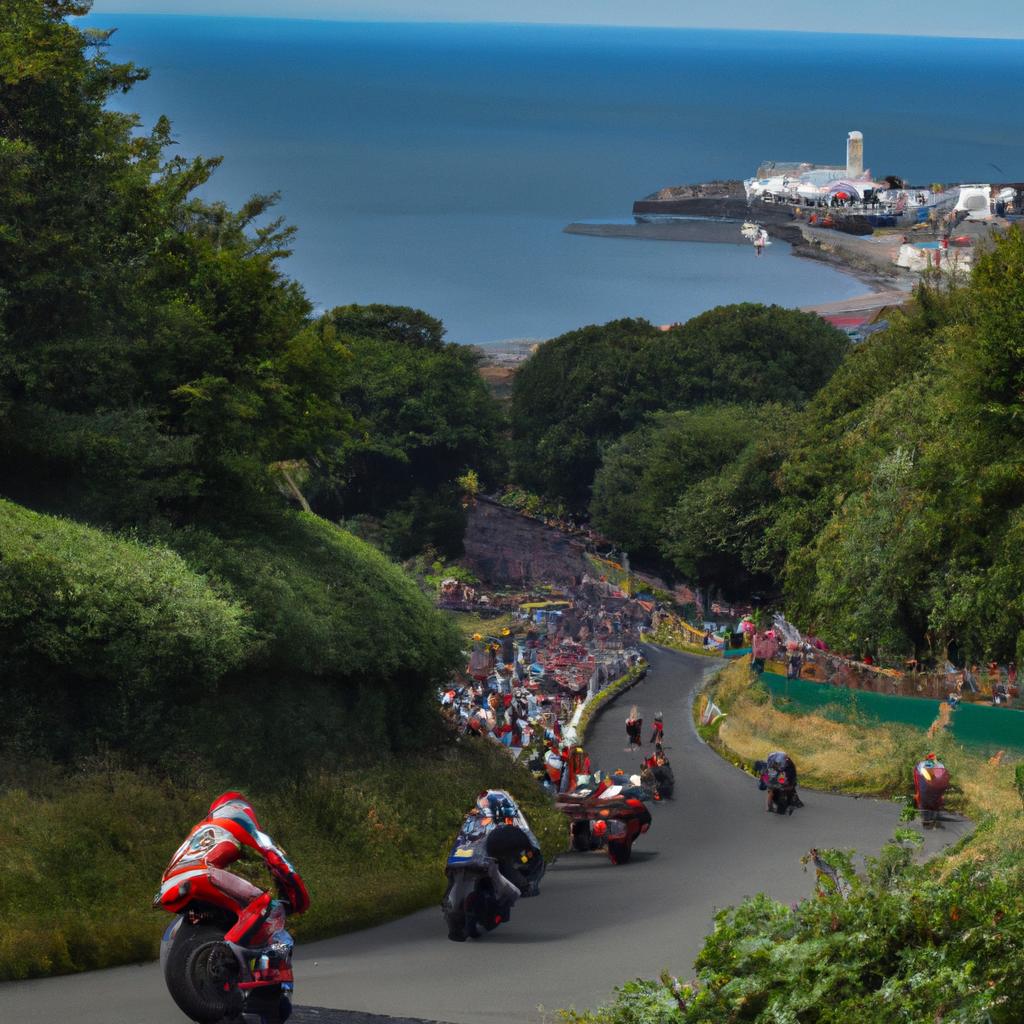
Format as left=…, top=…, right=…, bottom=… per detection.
left=87, top=1, right=1024, bottom=41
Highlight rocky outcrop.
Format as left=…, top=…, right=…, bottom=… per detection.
left=462, top=497, right=590, bottom=586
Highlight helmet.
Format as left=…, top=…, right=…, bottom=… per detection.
left=479, top=790, right=517, bottom=824
left=593, top=820, right=608, bottom=837
left=209, top=791, right=260, bottom=829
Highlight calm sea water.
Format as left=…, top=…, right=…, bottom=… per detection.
left=84, top=17, right=1024, bottom=345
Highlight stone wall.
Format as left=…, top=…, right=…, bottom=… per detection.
left=462, top=497, right=590, bottom=586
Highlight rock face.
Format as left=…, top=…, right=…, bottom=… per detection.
left=462, top=497, right=590, bottom=586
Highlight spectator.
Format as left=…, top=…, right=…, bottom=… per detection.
left=625, top=706, right=642, bottom=750
left=649, top=713, right=664, bottom=746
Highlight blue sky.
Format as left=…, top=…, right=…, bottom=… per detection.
left=87, top=1, right=1024, bottom=40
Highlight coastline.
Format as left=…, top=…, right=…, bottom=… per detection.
left=564, top=220, right=748, bottom=245
left=567, top=179, right=921, bottom=322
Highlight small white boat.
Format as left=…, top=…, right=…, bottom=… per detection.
left=742, top=222, right=771, bottom=249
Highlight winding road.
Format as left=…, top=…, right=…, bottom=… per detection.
left=3, top=646, right=970, bottom=1024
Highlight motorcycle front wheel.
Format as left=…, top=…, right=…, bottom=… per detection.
left=164, top=923, right=243, bottom=1024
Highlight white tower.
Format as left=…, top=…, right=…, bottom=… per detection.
left=846, top=131, right=864, bottom=179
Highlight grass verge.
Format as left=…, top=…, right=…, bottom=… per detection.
left=0, top=737, right=565, bottom=982
left=642, top=631, right=722, bottom=659
left=445, top=608, right=518, bottom=639
left=697, top=657, right=1022, bottom=861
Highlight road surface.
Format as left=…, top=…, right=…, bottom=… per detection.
left=2, top=646, right=969, bottom=1023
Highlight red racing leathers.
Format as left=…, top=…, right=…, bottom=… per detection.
left=158, top=793, right=309, bottom=925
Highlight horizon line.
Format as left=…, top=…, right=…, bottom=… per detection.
left=79, top=12, right=1024, bottom=44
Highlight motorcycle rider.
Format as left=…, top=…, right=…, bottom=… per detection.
left=160, top=792, right=310, bottom=922
left=468, top=790, right=544, bottom=896
left=759, top=751, right=803, bottom=810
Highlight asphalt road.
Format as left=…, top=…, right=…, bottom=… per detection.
left=2, top=646, right=970, bottom=1024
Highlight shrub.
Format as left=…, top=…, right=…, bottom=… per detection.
left=0, top=499, right=249, bottom=760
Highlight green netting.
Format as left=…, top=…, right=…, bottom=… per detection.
left=760, top=671, right=1024, bottom=755
left=762, top=672, right=938, bottom=730
left=951, top=701, right=1024, bottom=756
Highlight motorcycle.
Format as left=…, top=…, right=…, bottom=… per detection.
left=442, top=790, right=544, bottom=941
left=767, top=781, right=796, bottom=815
left=755, top=755, right=799, bottom=816
left=557, top=776, right=652, bottom=864
left=155, top=866, right=295, bottom=1023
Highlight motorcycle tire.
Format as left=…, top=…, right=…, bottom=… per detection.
left=462, top=890, right=483, bottom=939
left=471, top=881, right=505, bottom=933
left=607, top=840, right=632, bottom=865
left=258, top=993, right=293, bottom=1024
left=445, top=908, right=468, bottom=942
left=164, top=923, right=243, bottom=1024
left=570, top=821, right=591, bottom=852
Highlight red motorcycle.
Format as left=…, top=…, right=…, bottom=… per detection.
left=556, top=776, right=652, bottom=864
left=155, top=867, right=296, bottom=1024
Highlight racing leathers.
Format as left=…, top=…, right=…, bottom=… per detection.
left=159, top=792, right=310, bottom=919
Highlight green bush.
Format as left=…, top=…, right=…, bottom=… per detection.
left=0, top=501, right=465, bottom=770
left=567, top=839, right=1024, bottom=1024
left=0, top=499, right=249, bottom=760
left=168, top=511, right=461, bottom=685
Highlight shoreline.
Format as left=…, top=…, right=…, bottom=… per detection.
left=565, top=209, right=916, bottom=320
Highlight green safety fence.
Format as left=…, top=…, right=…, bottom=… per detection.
left=760, top=671, right=1024, bottom=756
left=723, top=646, right=753, bottom=659
left=952, top=700, right=1024, bottom=755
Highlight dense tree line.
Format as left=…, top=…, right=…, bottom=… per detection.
left=510, top=305, right=847, bottom=510
left=0, top=1, right=497, bottom=549
left=573, top=233, right=1024, bottom=664
left=0, top=1, right=494, bottom=768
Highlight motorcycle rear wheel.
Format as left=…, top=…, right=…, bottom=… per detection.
left=570, top=821, right=591, bottom=852
left=164, top=923, right=243, bottom=1024
left=607, top=840, right=632, bottom=864
left=444, top=908, right=469, bottom=942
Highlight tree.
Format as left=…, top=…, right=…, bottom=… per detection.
left=648, top=303, right=849, bottom=409
left=510, top=318, right=666, bottom=509
left=0, top=1, right=350, bottom=526
left=511, top=306, right=848, bottom=510
left=590, top=404, right=762, bottom=567
left=304, top=304, right=504, bottom=556
left=660, top=404, right=792, bottom=600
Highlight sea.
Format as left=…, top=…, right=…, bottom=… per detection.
left=82, top=16, right=1024, bottom=346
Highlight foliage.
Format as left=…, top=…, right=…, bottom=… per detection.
left=590, top=405, right=761, bottom=566
left=0, top=498, right=250, bottom=761
left=498, top=485, right=569, bottom=521
left=0, top=498, right=464, bottom=771
left=767, top=234, right=1024, bottom=663
left=589, top=403, right=792, bottom=597
left=402, top=551, right=480, bottom=594
left=659, top=404, right=792, bottom=598
left=0, top=1, right=352, bottom=525
left=303, top=304, right=503, bottom=556
left=511, top=307, right=845, bottom=510
left=645, top=302, right=849, bottom=410
left=510, top=318, right=666, bottom=509
left=0, top=737, right=566, bottom=981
